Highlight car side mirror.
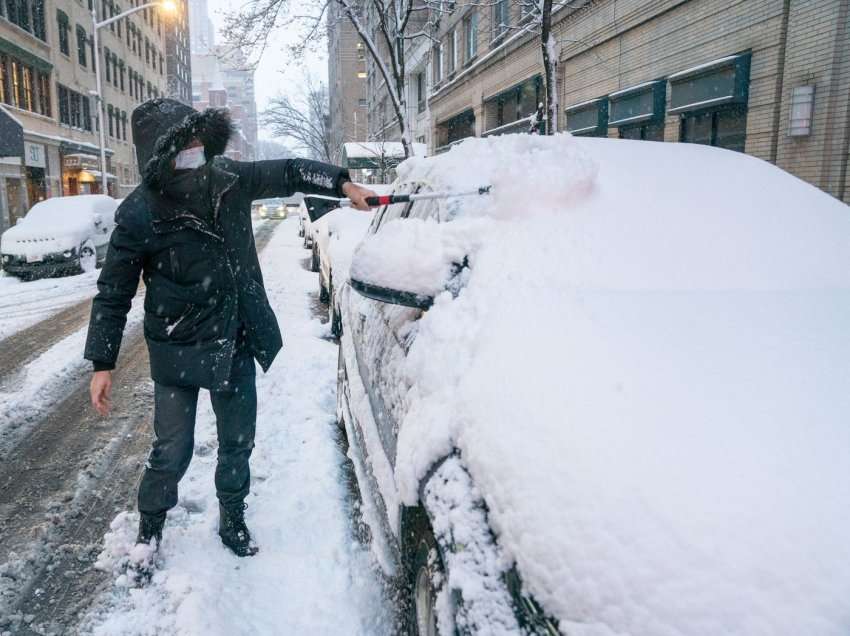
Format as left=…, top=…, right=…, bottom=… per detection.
left=93, top=213, right=103, bottom=226
left=15, top=218, right=23, bottom=225
left=348, top=219, right=470, bottom=310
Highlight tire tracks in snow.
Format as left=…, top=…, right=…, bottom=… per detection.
left=0, top=221, right=280, bottom=635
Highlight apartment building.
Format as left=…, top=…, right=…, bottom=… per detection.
left=191, top=45, right=257, bottom=160
left=164, top=0, right=191, bottom=103
left=327, top=1, right=367, bottom=162
left=425, top=0, right=850, bottom=203
left=0, top=0, right=173, bottom=231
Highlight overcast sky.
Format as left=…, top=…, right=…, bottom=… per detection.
left=205, top=0, right=329, bottom=140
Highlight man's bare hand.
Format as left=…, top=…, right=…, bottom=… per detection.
left=91, top=370, right=113, bottom=416
left=342, top=181, right=378, bottom=211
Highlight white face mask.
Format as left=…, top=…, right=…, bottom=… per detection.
left=174, top=146, right=206, bottom=170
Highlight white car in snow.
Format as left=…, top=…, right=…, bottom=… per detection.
left=311, top=184, right=392, bottom=336
left=337, top=134, right=850, bottom=635
left=0, top=195, right=118, bottom=280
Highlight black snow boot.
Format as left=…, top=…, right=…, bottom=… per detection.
left=133, top=512, right=165, bottom=585
left=136, top=511, right=166, bottom=546
left=219, top=502, right=259, bottom=557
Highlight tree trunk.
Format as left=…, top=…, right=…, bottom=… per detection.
left=395, top=31, right=412, bottom=157
left=540, top=0, right=557, bottom=135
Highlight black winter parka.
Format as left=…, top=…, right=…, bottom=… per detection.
left=84, top=99, right=350, bottom=390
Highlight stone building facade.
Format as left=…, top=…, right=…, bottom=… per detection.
left=419, top=0, right=850, bottom=203
left=0, top=0, right=177, bottom=232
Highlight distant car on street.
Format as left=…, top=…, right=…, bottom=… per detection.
left=336, top=135, right=850, bottom=634
left=0, top=195, right=118, bottom=280
left=255, top=198, right=288, bottom=220
left=312, top=184, right=391, bottom=336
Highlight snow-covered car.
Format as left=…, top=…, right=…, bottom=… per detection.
left=0, top=194, right=118, bottom=280
left=336, top=134, right=850, bottom=635
left=298, top=200, right=314, bottom=249
left=256, top=198, right=287, bottom=220
left=313, top=184, right=391, bottom=335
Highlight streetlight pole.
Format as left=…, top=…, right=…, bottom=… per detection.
left=90, top=1, right=176, bottom=195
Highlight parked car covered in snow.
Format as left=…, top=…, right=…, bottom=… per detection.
left=0, top=194, right=118, bottom=280
left=298, top=199, right=314, bottom=249
left=336, top=135, right=850, bottom=635
left=312, top=184, right=391, bottom=335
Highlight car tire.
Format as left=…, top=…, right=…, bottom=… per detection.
left=78, top=239, right=97, bottom=274
left=319, top=273, right=329, bottom=303
left=330, top=280, right=342, bottom=338
left=404, top=506, right=446, bottom=636
left=310, top=246, right=319, bottom=273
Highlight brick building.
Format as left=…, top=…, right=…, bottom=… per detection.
left=327, top=1, right=367, bottom=162
left=423, top=0, right=850, bottom=203
left=0, top=0, right=183, bottom=232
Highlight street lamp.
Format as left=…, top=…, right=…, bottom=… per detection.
left=91, top=0, right=177, bottom=195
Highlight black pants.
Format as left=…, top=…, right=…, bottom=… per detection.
left=137, top=349, right=257, bottom=516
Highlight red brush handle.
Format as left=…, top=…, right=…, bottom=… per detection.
left=364, top=194, right=409, bottom=207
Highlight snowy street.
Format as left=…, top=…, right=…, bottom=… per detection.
left=0, top=219, right=391, bottom=635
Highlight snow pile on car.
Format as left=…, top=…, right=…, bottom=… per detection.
left=386, top=134, right=850, bottom=635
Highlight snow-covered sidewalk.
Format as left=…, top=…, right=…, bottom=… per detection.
left=83, top=218, right=390, bottom=635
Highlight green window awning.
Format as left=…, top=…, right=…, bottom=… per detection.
left=608, top=80, right=666, bottom=127
left=566, top=98, right=608, bottom=136
left=668, top=53, right=751, bottom=115
left=0, top=37, right=52, bottom=72
left=0, top=107, right=24, bottom=157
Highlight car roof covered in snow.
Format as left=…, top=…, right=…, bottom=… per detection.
left=25, top=194, right=118, bottom=224
left=386, top=135, right=850, bottom=635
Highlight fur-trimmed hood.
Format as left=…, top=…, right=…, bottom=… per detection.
left=131, top=98, right=234, bottom=191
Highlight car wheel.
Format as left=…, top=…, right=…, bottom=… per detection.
left=319, top=273, right=329, bottom=303
left=404, top=507, right=446, bottom=636
left=330, top=281, right=342, bottom=338
left=78, top=239, right=97, bottom=274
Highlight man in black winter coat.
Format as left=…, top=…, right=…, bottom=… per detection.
left=84, top=98, right=375, bottom=558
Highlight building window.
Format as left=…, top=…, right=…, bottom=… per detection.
left=58, top=83, right=91, bottom=130
left=0, top=55, right=6, bottom=105
left=119, top=61, right=125, bottom=91
left=31, top=0, right=45, bottom=40
left=159, top=53, right=163, bottom=74
left=669, top=52, right=750, bottom=152
left=111, top=53, right=119, bottom=86
left=76, top=25, right=88, bottom=67
left=416, top=72, right=425, bottom=114
left=104, top=47, right=111, bottom=82
left=121, top=110, right=127, bottom=140
left=21, top=65, right=33, bottom=110
left=619, top=123, right=664, bottom=141
left=464, top=11, right=478, bottom=62
left=680, top=106, right=747, bottom=152
left=447, top=29, right=457, bottom=74
left=36, top=71, right=49, bottom=116
left=433, top=43, right=443, bottom=84
left=82, top=94, right=91, bottom=130
left=57, top=10, right=70, bottom=55
left=107, top=104, right=114, bottom=137
left=493, top=0, right=509, bottom=39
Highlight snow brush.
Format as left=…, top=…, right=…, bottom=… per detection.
left=304, top=186, right=492, bottom=223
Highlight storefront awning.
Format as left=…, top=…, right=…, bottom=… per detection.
left=668, top=52, right=751, bottom=115
left=0, top=106, right=24, bottom=158
left=608, top=80, right=666, bottom=127
left=341, top=142, right=427, bottom=169
left=565, top=98, right=608, bottom=136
